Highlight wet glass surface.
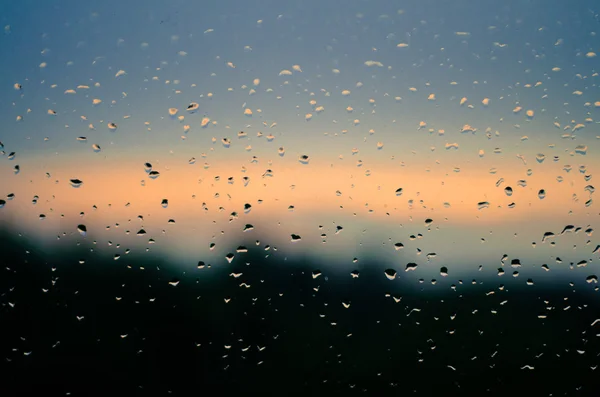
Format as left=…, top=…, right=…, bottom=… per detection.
left=1, top=0, right=599, bottom=395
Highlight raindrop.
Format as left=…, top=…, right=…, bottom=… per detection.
left=538, top=189, right=546, bottom=199
left=477, top=201, right=490, bottom=210
left=575, top=145, right=588, bottom=155
left=384, top=269, right=397, bottom=280
left=69, top=179, right=83, bottom=188
left=149, top=171, right=160, bottom=179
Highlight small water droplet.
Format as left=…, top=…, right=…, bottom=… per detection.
left=69, top=179, right=83, bottom=188
left=384, top=269, right=397, bottom=280
left=149, top=171, right=160, bottom=179
left=538, top=189, right=546, bottom=199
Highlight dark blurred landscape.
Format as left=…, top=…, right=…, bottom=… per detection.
left=1, top=226, right=599, bottom=396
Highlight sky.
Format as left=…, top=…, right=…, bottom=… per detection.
left=0, top=0, right=599, bottom=285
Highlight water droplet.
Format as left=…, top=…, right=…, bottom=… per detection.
left=575, top=145, right=588, bottom=155
left=77, top=225, right=87, bottom=236
left=477, top=201, right=490, bottom=210
left=538, top=189, right=546, bottom=199
left=69, top=179, right=83, bottom=188
left=149, top=171, right=160, bottom=179
left=384, top=269, right=397, bottom=280
left=299, top=155, right=310, bottom=164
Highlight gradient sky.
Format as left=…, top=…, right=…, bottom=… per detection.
left=0, top=0, right=598, bottom=285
